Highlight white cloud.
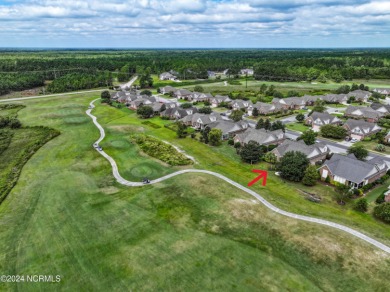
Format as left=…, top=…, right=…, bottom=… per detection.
left=0, top=0, right=389, bottom=47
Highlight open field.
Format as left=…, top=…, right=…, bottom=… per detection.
left=183, top=78, right=390, bottom=95
left=0, top=93, right=389, bottom=290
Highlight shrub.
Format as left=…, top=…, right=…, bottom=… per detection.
left=131, top=134, right=193, bottom=166
left=373, top=203, right=390, bottom=223
left=325, top=176, right=331, bottom=183
left=361, top=183, right=373, bottom=192
left=228, top=139, right=234, bottom=145
left=375, top=144, right=386, bottom=152
left=191, top=133, right=196, bottom=139
left=264, top=152, right=277, bottom=164
left=8, top=118, right=22, bottom=129
left=302, top=165, right=320, bottom=186
left=376, top=193, right=385, bottom=204
left=354, top=198, right=368, bottom=212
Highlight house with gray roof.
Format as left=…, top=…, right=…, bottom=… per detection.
left=373, top=88, right=390, bottom=96
left=160, top=107, right=198, bottom=120
left=344, top=105, right=384, bottom=123
left=180, top=112, right=222, bottom=130
left=319, top=154, right=387, bottom=189
left=370, top=102, right=390, bottom=115
left=272, top=97, right=305, bottom=110
left=231, top=99, right=253, bottom=111
left=188, top=92, right=213, bottom=102
left=174, top=89, right=193, bottom=100
left=347, top=90, right=371, bottom=102
left=160, top=86, right=176, bottom=94
left=271, top=140, right=329, bottom=165
left=343, top=119, right=382, bottom=140
left=159, top=72, right=176, bottom=81
left=210, top=95, right=231, bottom=107
left=208, top=120, right=249, bottom=140
left=322, top=94, right=348, bottom=104
left=248, top=102, right=283, bottom=116
left=302, top=95, right=323, bottom=105
left=234, top=128, right=285, bottom=146
left=305, top=112, right=341, bottom=132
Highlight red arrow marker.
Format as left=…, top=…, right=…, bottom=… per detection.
left=248, top=169, right=268, bottom=187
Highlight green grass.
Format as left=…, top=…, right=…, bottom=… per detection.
left=0, top=93, right=389, bottom=290
left=286, top=123, right=310, bottom=132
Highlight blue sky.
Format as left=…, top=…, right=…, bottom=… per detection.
left=0, top=0, right=389, bottom=48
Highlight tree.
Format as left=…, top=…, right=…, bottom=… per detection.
left=287, top=90, right=300, bottom=97
left=277, top=151, right=310, bottom=182
left=298, top=129, right=317, bottom=145
left=101, top=90, right=111, bottom=102
left=201, top=126, right=211, bottom=144
left=230, top=110, right=244, bottom=122
left=198, top=107, right=212, bottom=114
left=208, top=128, right=222, bottom=146
left=240, top=141, right=263, bottom=163
left=373, top=202, right=390, bottom=223
left=376, top=193, right=385, bottom=204
left=264, top=152, right=277, bottom=164
left=312, top=99, right=326, bottom=113
left=140, top=89, right=152, bottom=96
left=354, top=198, right=368, bottom=212
left=302, top=165, right=320, bottom=186
left=256, top=118, right=264, bottom=129
left=136, top=105, right=153, bottom=118
left=180, top=103, right=193, bottom=109
left=320, top=125, right=347, bottom=139
left=260, top=84, right=267, bottom=94
left=176, top=121, right=187, bottom=138
left=118, top=64, right=130, bottom=82
left=348, top=144, right=368, bottom=161
left=264, top=118, right=271, bottom=130
left=316, top=72, right=327, bottom=83
left=295, top=113, right=305, bottom=122
left=270, top=120, right=285, bottom=132
left=334, top=184, right=351, bottom=205
left=139, top=68, right=153, bottom=88
left=252, top=107, right=259, bottom=117
left=194, top=85, right=204, bottom=92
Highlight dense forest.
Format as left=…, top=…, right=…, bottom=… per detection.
left=0, top=49, right=389, bottom=95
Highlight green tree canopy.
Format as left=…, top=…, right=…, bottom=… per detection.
left=230, top=110, right=244, bottom=122
left=208, top=128, right=222, bottom=146
left=277, top=151, right=310, bottom=182
left=298, top=129, right=317, bottom=145
left=240, top=141, right=263, bottom=163
left=302, top=165, right=320, bottom=186
left=136, top=105, right=154, bottom=119
left=347, top=144, right=368, bottom=161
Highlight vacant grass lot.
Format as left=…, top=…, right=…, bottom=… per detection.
left=0, top=93, right=389, bottom=291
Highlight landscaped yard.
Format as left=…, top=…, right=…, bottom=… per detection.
left=0, top=93, right=389, bottom=290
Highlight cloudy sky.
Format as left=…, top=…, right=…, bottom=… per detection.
left=0, top=0, right=389, bottom=48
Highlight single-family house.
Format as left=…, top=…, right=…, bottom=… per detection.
left=343, top=119, right=382, bottom=140
left=347, top=90, right=371, bottom=102
left=180, top=112, right=222, bottom=130
left=160, top=107, right=198, bottom=120
left=150, top=102, right=166, bottom=114
left=384, top=130, right=390, bottom=143
left=248, top=102, right=283, bottom=116
left=322, top=94, right=348, bottom=104
left=319, top=154, right=387, bottom=189
left=271, top=140, right=329, bottom=165
left=208, top=120, right=249, bottom=140
left=344, top=105, right=384, bottom=123
left=272, top=97, right=305, bottom=110
left=303, top=95, right=322, bottom=105
left=188, top=92, right=213, bottom=102
left=234, top=128, right=285, bottom=146
left=370, top=102, right=390, bottom=116
left=373, top=88, right=390, bottom=96
left=240, top=68, right=254, bottom=75
left=160, top=86, right=176, bottom=95
left=231, top=99, right=253, bottom=111
left=174, top=89, right=193, bottom=100
left=210, top=95, right=231, bottom=107
left=305, top=112, right=342, bottom=132
left=159, top=72, right=176, bottom=81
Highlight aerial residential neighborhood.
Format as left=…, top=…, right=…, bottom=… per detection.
left=1, top=0, right=390, bottom=291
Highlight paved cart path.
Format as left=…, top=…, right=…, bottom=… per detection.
left=86, top=98, right=390, bottom=254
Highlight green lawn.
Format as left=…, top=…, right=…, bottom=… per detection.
left=0, top=93, right=389, bottom=290
left=285, top=123, right=310, bottom=133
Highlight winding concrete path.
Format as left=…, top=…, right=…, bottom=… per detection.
left=86, top=99, right=390, bottom=254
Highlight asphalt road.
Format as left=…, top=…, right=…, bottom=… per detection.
left=87, top=98, right=390, bottom=254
